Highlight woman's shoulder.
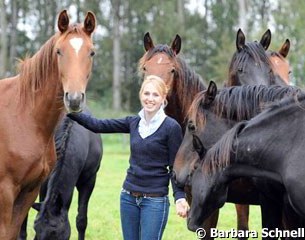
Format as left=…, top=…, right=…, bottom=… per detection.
left=164, top=116, right=181, bottom=129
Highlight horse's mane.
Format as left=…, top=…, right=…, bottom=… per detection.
left=188, top=85, right=302, bottom=131
left=202, top=92, right=305, bottom=175
left=202, top=121, right=247, bottom=174
left=138, top=44, right=206, bottom=116
left=17, top=24, right=85, bottom=104
left=228, top=41, right=276, bottom=85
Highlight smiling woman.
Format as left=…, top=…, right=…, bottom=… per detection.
left=66, top=74, right=189, bottom=240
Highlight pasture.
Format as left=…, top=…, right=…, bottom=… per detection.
left=23, top=104, right=263, bottom=239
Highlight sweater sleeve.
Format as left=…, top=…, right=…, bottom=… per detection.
left=167, top=120, right=185, bottom=201
left=67, top=112, right=131, bottom=133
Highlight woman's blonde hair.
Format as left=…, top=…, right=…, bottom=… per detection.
left=139, top=75, right=169, bottom=98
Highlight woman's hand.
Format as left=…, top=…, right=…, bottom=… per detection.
left=175, top=198, right=190, bottom=218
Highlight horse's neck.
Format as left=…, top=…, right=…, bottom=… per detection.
left=223, top=164, right=283, bottom=185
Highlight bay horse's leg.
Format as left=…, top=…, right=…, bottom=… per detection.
left=17, top=215, right=28, bottom=240
left=201, top=210, right=219, bottom=240
left=76, top=175, right=97, bottom=240
left=235, top=204, right=249, bottom=240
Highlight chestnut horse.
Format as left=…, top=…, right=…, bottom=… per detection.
left=0, top=10, right=96, bottom=239
left=267, top=39, right=291, bottom=85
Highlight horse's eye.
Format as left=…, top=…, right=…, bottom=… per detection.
left=90, top=51, right=95, bottom=57
left=188, top=123, right=196, bottom=132
left=171, top=68, right=175, bottom=74
left=237, top=68, right=243, bottom=73
left=56, top=49, right=62, bottom=56
left=143, top=66, right=147, bottom=71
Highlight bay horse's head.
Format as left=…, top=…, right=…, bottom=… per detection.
left=138, top=32, right=181, bottom=94
left=56, top=10, right=96, bottom=113
left=228, top=29, right=276, bottom=86
left=267, top=39, right=291, bottom=85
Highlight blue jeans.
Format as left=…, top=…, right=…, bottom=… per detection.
left=120, top=189, right=170, bottom=240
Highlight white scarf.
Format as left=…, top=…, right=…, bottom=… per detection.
left=138, top=107, right=167, bottom=139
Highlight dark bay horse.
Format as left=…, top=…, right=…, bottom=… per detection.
left=138, top=33, right=221, bottom=237
left=227, top=28, right=287, bottom=87
left=173, top=81, right=302, bottom=233
left=19, top=109, right=102, bottom=240
left=224, top=28, right=289, bottom=234
left=187, top=93, right=305, bottom=231
left=0, top=10, right=96, bottom=239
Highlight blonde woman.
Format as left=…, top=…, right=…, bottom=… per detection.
left=68, top=75, right=188, bottom=240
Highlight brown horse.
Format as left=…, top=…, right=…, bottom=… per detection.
left=0, top=10, right=96, bottom=239
left=138, top=33, right=222, bottom=239
left=267, top=39, right=291, bottom=85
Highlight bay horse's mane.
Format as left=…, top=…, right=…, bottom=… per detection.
left=187, top=84, right=302, bottom=131
left=18, top=24, right=86, bottom=104
left=138, top=44, right=206, bottom=116
left=228, top=41, right=276, bottom=85
left=202, top=92, right=305, bottom=175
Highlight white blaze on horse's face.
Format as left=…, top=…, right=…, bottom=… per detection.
left=69, top=37, right=84, bottom=56
left=157, top=57, right=163, bottom=64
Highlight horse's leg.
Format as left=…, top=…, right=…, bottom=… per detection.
left=76, top=175, right=97, bottom=240
left=260, top=195, right=283, bottom=240
left=235, top=204, right=249, bottom=240
left=201, top=210, right=219, bottom=240
left=17, top=215, right=28, bottom=240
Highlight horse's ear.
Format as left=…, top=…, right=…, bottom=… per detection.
left=171, top=34, right=181, bottom=55
left=192, top=134, right=206, bottom=159
left=32, top=202, right=41, bottom=212
left=279, top=39, right=290, bottom=58
left=205, top=81, right=217, bottom=103
left=236, top=29, right=245, bottom=52
left=83, top=11, right=96, bottom=36
left=58, top=10, right=70, bottom=33
left=260, top=29, right=271, bottom=50
left=144, top=32, right=154, bottom=51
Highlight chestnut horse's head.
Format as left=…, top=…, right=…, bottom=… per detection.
left=55, top=10, right=96, bottom=113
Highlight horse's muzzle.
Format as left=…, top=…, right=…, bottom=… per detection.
left=64, top=92, right=85, bottom=113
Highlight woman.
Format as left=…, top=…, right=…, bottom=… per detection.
left=67, top=75, right=189, bottom=240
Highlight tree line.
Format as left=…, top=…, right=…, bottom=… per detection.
left=1, top=0, right=304, bottom=112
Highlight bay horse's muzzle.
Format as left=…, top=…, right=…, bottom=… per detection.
left=64, top=92, right=85, bottom=113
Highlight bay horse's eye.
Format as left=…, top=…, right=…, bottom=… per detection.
left=90, top=50, right=95, bottom=57
left=56, top=49, right=62, bottom=56
left=171, top=68, right=175, bottom=74
left=188, top=122, right=196, bottom=132
left=143, top=66, right=147, bottom=71
left=237, top=67, right=243, bottom=72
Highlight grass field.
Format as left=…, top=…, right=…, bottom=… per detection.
left=25, top=133, right=263, bottom=239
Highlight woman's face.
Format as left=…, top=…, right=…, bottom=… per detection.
left=140, top=82, right=165, bottom=115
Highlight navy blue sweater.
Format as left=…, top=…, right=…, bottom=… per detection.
left=68, top=113, right=185, bottom=201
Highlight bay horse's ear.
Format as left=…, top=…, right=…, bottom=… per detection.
left=32, top=202, right=41, bottom=212
left=236, top=28, right=245, bottom=52
left=205, top=81, right=217, bottom=103
left=83, top=11, right=96, bottom=36
left=279, top=39, right=290, bottom=58
left=144, top=32, right=154, bottom=51
left=171, top=34, right=181, bottom=55
left=192, top=134, right=207, bottom=159
left=58, top=10, right=70, bottom=33
left=260, top=29, right=271, bottom=50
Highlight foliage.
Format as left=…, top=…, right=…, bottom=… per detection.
left=0, top=0, right=305, bottom=109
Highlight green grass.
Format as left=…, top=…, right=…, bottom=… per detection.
left=25, top=134, right=263, bottom=240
